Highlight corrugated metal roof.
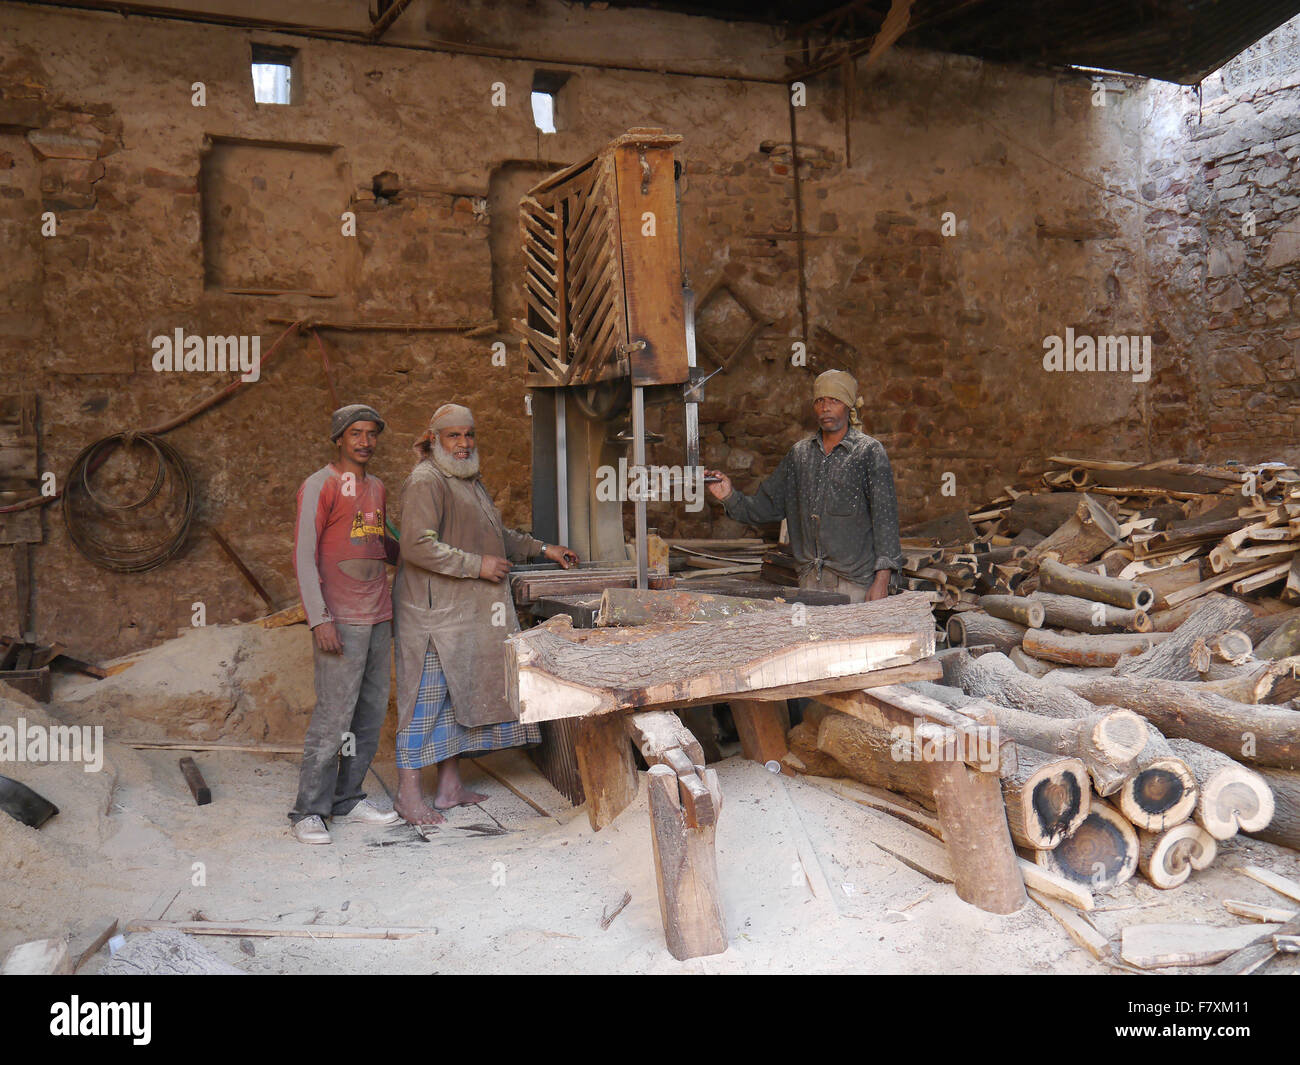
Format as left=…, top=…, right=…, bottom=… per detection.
left=608, top=0, right=1300, bottom=83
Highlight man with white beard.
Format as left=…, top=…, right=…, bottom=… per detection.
left=391, top=403, right=578, bottom=825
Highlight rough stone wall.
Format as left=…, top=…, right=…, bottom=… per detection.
left=0, top=1, right=1263, bottom=658
left=1141, top=14, right=1300, bottom=463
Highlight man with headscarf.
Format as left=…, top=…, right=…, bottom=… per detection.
left=704, top=370, right=902, bottom=603
left=392, top=403, right=579, bottom=825
left=289, top=403, right=402, bottom=844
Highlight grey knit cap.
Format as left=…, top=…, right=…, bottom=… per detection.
left=330, top=403, right=385, bottom=442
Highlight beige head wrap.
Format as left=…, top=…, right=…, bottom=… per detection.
left=413, top=403, right=474, bottom=457
left=813, top=370, right=863, bottom=427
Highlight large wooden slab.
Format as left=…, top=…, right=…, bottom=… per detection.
left=507, top=592, right=936, bottom=723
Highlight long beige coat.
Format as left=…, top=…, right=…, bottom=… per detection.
left=393, top=459, right=545, bottom=730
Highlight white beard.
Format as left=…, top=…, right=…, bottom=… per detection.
left=430, top=441, right=480, bottom=479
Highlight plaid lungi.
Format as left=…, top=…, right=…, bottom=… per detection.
left=396, top=643, right=540, bottom=769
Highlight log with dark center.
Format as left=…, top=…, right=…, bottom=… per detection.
left=1035, top=798, right=1138, bottom=893
left=1117, top=725, right=1198, bottom=833
left=1027, top=591, right=1151, bottom=633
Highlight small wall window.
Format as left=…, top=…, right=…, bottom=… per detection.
left=251, top=45, right=296, bottom=105
left=531, top=71, right=571, bottom=134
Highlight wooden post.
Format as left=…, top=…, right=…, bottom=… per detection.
left=575, top=712, right=638, bottom=831
left=729, top=698, right=790, bottom=769
left=647, top=763, right=727, bottom=959
left=922, top=724, right=1027, bottom=914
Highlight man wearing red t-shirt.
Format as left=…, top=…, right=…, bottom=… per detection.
left=289, top=404, right=401, bottom=844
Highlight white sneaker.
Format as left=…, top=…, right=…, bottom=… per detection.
left=292, top=814, right=331, bottom=845
left=333, top=799, right=400, bottom=826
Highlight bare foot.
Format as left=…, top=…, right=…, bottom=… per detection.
left=394, top=792, right=445, bottom=825
left=434, top=785, right=489, bottom=810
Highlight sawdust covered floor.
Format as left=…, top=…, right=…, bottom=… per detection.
left=1, top=624, right=1299, bottom=973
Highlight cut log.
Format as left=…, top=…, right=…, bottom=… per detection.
left=1208, top=629, right=1253, bottom=666
left=784, top=720, right=849, bottom=779
left=1009, top=646, right=1058, bottom=677
left=1051, top=674, right=1300, bottom=771
left=978, top=594, right=1044, bottom=629
left=1137, top=823, right=1217, bottom=889
left=938, top=651, right=1149, bottom=794
left=1118, top=725, right=1198, bottom=833
left=1037, top=558, right=1154, bottom=611
left=816, top=711, right=946, bottom=802
left=1122, top=922, right=1281, bottom=970
left=1000, top=746, right=1090, bottom=850
left=1111, top=595, right=1255, bottom=681
left=1035, top=798, right=1138, bottom=893
left=1255, top=614, right=1300, bottom=660
left=1028, top=591, right=1151, bottom=634
left=575, top=713, right=639, bottom=831
left=1021, top=494, right=1122, bottom=567
left=1165, top=737, right=1275, bottom=840
left=596, top=587, right=782, bottom=626
left=647, top=763, right=726, bottom=960
left=728, top=698, right=790, bottom=769
left=1022, top=628, right=1168, bottom=668
left=1005, top=492, right=1090, bottom=536
left=946, top=612, right=1026, bottom=653
left=920, top=722, right=1027, bottom=914
left=507, top=594, right=936, bottom=722
left=1243, top=767, right=1300, bottom=850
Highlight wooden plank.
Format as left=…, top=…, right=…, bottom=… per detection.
left=1121, top=922, right=1281, bottom=969
left=1223, top=899, right=1297, bottom=923
left=729, top=698, right=791, bottom=769
left=128, top=742, right=300, bottom=753
left=178, top=756, right=212, bottom=806
left=71, top=917, right=119, bottom=972
left=1028, top=888, right=1110, bottom=960
left=125, top=920, right=432, bottom=939
left=507, top=593, right=936, bottom=722
left=647, top=763, right=726, bottom=959
left=1235, top=865, right=1300, bottom=904
left=574, top=712, right=638, bottom=831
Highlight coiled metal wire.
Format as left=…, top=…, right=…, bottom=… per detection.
left=62, top=432, right=195, bottom=572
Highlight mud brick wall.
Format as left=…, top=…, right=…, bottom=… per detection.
left=0, top=0, right=1292, bottom=658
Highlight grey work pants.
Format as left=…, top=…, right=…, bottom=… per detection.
left=289, top=620, right=391, bottom=824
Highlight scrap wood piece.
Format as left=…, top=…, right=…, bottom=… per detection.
left=647, top=763, right=726, bottom=960
left=507, top=593, right=936, bottom=723
left=1209, top=912, right=1300, bottom=974
left=124, top=920, right=433, bottom=939
left=257, top=601, right=306, bottom=628
left=1028, top=888, right=1111, bottom=961
left=178, top=756, right=212, bottom=806
left=1120, top=922, right=1281, bottom=969
left=1234, top=864, right=1300, bottom=904
left=1223, top=899, right=1296, bottom=923
left=71, top=917, right=119, bottom=972
left=0, top=773, right=59, bottom=828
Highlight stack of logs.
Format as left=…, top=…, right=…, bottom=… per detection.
left=787, top=454, right=1300, bottom=896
